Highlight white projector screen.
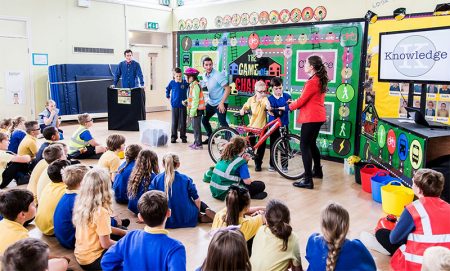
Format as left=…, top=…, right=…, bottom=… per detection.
left=378, top=27, right=450, bottom=84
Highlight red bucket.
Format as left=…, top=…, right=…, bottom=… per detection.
left=360, top=164, right=388, bottom=193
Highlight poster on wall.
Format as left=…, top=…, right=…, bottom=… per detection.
left=5, top=71, right=25, bottom=105
left=192, top=51, right=220, bottom=73
left=296, top=50, right=337, bottom=83
left=293, top=102, right=334, bottom=134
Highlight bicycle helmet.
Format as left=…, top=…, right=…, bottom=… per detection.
left=184, top=67, right=200, bottom=76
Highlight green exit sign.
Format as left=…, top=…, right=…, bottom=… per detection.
left=146, top=22, right=159, bottom=30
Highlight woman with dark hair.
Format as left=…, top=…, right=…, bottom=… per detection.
left=289, top=55, right=328, bottom=189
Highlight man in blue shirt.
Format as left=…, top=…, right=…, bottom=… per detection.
left=112, top=49, right=144, bottom=88
left=200, top=57, right=231, bottom=144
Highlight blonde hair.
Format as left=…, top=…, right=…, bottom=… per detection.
left=62, top=164, right=90, bottom=190
left=45, top=99, right=56, bottom=106
left=254, top=80, right=266, bottom=92
left=321, top=202, right=349, bottom=271
left=162, top=153, right=180, bottom=197
left=127, top=149, right=159, bottom=198
left=10, top=116, right=25, bottom=134
left=72, top=168, right=113, bottom=227
left=77, top=113, right=91, bottom=126
left=422, top=246, right=450, bottom=271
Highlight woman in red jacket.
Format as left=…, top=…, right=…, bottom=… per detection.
left=289, top=55, right=328, bottom=189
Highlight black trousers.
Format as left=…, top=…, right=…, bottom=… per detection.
left=171, top=107, right=187, bottom=140
left=79, top=250, right=107, bottom=271
left=249, top=134, right=266, bottom=167
left=70, top=146, right=102, bottom=160
left=201, top=103, right=229, bottom=137
left=375, top=228, right=401, bottom=255
left=244, top=181, right=265, bottom=199
left=0, top=162, right=30, bottom=189
left=269, top=126, right=288, bottom=168
left=300, top=122, right=324, bottom=178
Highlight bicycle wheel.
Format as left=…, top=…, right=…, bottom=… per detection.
left=271, top=133, right=303, bottom=180
left=208, top=127, right=239, bottom=163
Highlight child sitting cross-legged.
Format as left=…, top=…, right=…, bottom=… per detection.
left=212, top=185, right=266, bottom=256
left=0, top=132, right=31, bottom=189
left=98, top=134, right=126, bottom=181
left=35, top=126, right=60, bottom=163
left=53, top=164, right=90, bottom=249
left=68, top=113, right=106, bottom=160
left=72, top=168, right=127, bottom=270
left=127, top=149, right=159, bottom=215
left=35, top=159, right=71, bottom=235
left=101, top=190, right=187, bottom=271
left=7, top=116, right=26, bottom=154
left=149, top=153, right=216, bottom=228
left=113, top=144, right=142, bottom=204
left=210, top=136, right=267, bottom=200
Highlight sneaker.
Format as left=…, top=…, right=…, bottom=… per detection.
left=252, top=192, right=268, bottom=200
left=181, top=138, right=188, bottom=143
left=191, top=145, right=203, bottom=150
left=268, top=166, right=275, bottom=172
left=171, top=139, right=177, bottom=143
left=255, top=165, right=262, bottom=172
left=359, top=231, right=390, bottom=256
left=201, top=138, right=210, bottom=145
left=282, top=167, right=288, bottom=173
left=121, top=219, right=131, bottom=228
left=16, top=174, right=30, bottom=185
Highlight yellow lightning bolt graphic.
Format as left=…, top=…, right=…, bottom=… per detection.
left=185, top=39, right=189, bottom=48
left=339, top=139, right=345, bottom=153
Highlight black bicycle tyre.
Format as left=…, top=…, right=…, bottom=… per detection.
left=271, top=133, right=303, bottom=180
left=208, top=127, right=240, bottom=163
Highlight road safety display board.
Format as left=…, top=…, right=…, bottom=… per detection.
left=178, top=20, right=365, bottom=159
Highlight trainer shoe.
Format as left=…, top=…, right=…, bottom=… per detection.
left=268, top=166, right=275, bottom=172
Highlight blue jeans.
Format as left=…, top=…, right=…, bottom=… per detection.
left=201, top=103, right=229, bottom=137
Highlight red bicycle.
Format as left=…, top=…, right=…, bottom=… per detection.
left=208, top=111, right=303, bottom=180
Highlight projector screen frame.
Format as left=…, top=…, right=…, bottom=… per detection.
left=378, top=26, right=450, bottom=85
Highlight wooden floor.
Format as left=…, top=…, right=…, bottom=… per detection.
left=14, top=111, right=392, bottom=270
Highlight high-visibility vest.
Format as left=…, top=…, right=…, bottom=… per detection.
left=391, top=197, right=450, bottom=271
left=210, top=156, right=247, bottom=200
left=68, top=125, right=89, bottom=154
left=187, top=82, right=206, bottom=111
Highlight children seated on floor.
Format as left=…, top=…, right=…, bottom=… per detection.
left=35, top=159, right=71, bottom=235
left=7, top=116, right=26, bottom=154
left=72, top=168, right=127, bottom=270
left=127, top=149, right=159, bottom=215
left=211, top=185, right=266, bottom=256
left=361, top=168, right=450, bottom=271
left=210, top=136, right=267, bottom=200
left=1, top=238, right=68, bottom=271
left=198, top=227, right=251, bottom=271
left=305, top=202, right=376, bottom=271
left=27, top=144, right=65, bottom=204
left=0, top=118, right=12, bottom=135
left=35, top=126, right=60, bottom=163
left=36, top=144, right=67, bottom=202
left=98, top=134, right=125, bottom=181
left=149, top=153, right=216, bottom=228
left=239, top=80, right=270, bottom=171
left=0, top=132, right=31, bottom=189
left=68, top=113, right=106, bottom=159
left=113, top=144, right=142, bottom=204
left=101, top=190, right=187, bottom=271
left=250, top=199, right=302, bottom=271
left=17, top=120, right=40, bottom=160
left=54, top=164, right=90, bottom=249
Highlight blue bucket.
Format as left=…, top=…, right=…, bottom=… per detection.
left=371, top=172, right=395, bottom=203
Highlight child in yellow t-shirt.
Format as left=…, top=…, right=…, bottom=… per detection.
left=0, top=132, right=31, bottom=189
left=239, top=81, right=270, bottom=171
left=212, top=185, right=265, bottom=256
left=27, top=144, right=65, bottom=204
left=35, top=159, right=71, bottom=235
left=17, top=121, right=40, bottom=159
left=98, top=134, right=125, bottom=181
left=72, top=168, right=127, bottom=269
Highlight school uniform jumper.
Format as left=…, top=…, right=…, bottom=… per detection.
left=166, top=79, right=189, bottom=141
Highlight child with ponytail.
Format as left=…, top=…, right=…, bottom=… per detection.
left=8, top=116, right=26, bottom=153
left=212, top=185, right=265, bottom=255
left=250, top=199, right=303, bottom=271
left=305, top=202, right=376, bottom=271
left=149, top=153, right=216, bottom=228
left=210, top=136, right=267, bottom=200
left=127, top=149, right=159, bottom=214
left=113, top=144, right=142, bottom=204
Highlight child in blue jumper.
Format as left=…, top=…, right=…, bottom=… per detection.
left=127, top=149, right=159, bottom=215
left=38, top=99, right=64, bottom=139
left=150, top=153, right=215, bottom=228
left=267, top=77, right=291, bottom=172
left=8, top=116, right=26, bottom=154
left=101, top=190, right=187, bottom=271
left=166, top=67, right=189, bottom=143
left=113, top=144, right=142, bottom=204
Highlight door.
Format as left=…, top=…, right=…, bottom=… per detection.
left=0, top=18, right=33, bottom=119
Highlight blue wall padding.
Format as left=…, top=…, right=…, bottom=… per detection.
left=48, top=64, right=117, bottom=115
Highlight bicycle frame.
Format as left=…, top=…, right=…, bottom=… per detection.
left=236, top=117, right=283, bottom=151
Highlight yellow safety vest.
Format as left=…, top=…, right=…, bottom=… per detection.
left=68, top=125, right=89, bottom=154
